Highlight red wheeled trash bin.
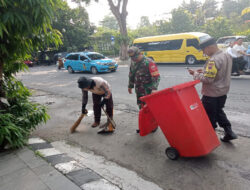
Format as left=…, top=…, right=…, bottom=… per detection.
left=139, top=80, right=220, bottom=160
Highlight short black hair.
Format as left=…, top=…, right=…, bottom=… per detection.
left=77, top=77, right=92, bottom=89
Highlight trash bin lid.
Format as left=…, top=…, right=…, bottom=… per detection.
left=140, top=80, right=200, bottom=102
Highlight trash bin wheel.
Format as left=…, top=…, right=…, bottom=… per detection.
left=165, top=147, right=179, bottom=160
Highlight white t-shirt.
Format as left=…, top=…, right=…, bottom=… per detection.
left=226, top=47, right=237, bottom=58
left=233, top=44, right=246, bottom=57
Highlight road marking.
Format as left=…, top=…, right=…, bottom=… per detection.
left=81, top=179, right=120, bottom=190
left=37, top=148, right=61, bottom=157
left=55, top=161, right=83, bottom=174
left=52, top=141, right=163, bottom=190
left=28, top=138, right=46, bottom=144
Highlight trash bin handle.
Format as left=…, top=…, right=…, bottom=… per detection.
left=172, top=80, right=200, bottom=91
left=140, top=80, right=200, bottom=102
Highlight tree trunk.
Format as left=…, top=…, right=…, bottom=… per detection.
left=107, top=0, right=129, bottom=60
left=120, top=43, right=128, bottom=60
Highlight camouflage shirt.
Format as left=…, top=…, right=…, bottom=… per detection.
left=128, top=56, right=160, bottom=97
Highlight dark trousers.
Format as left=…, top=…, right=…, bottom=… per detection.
left=136, top=87, right=152, bottom=109
left=232, top=58, right=239, bottom=73
left=92, top=94, right=113, bottom=122
left=232, top=57, right=247, bottom=73
left=201, top=95, right=231, bottom=129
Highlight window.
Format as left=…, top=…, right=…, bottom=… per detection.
left=167, top=40, right=183, bottom=50
left=80, top=55, right=88, bottom=61
left=216, top=37, right=235, bottom=44
left=187, top=39, right=200, bottom=50
left=134, top=39, right=183, bottom=51
left=87, top=53, right=105, bottom=60
left=66, top=54, right=79, bottom=60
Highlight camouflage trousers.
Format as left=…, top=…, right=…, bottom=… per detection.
left=135, top=86, right=152, bottom=109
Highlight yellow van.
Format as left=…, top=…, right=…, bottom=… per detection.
left=133, top=32, right=211, bottom=64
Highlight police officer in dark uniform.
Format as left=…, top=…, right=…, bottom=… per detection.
left=188, top=37, right=237, bottom=142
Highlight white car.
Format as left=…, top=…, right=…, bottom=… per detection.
left=216, top=36, right=247, bottom=51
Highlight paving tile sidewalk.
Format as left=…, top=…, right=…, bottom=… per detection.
left=0, top=147, right=81, bottom=190
left=0, top=138, right=121, bottom=190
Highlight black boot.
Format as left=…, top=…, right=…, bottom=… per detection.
left=220, top=126, right=237, bottom=142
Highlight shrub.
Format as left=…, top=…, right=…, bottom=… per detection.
left=0, top=63, right=49, bottom=149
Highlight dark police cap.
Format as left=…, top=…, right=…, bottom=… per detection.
left=77, top=76, right=92, bottom=89
left=199, top=37, right=216, bottom=49
left=127, top=46, right=141, bottom=56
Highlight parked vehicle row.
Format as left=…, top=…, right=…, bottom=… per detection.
left=30, top=33, right=249, bottom=70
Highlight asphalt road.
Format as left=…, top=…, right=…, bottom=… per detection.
left=18, top=64, right=250, bottom=136
left=17, top=64, right=250, bottom=190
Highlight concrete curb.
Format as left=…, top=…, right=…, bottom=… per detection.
left=28, top=137, right=120, bottom=190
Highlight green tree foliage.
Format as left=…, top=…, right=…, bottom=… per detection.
left=153, top=20, right=172, bottom=35
left=72, top=0, right=98, bottom=5
left=135, top=26, right=158, bottom=38
left=0, top=64, right=50, bottom=148
left=221, top=0, right=239, bottom=18
left=237, top=0, right=250, bottom=15
left=220, top=0, right=250, bottom=34
left=91, top=27, right=120, bottom=56
left=221, top=0, right=250, bottom=18
left=52, top=1, right=94, bottom=52
left=138, top=16, right=151, bottom=28
left=181, top=0, right=201, bottom=14
left=236, top=28, right=250, bottom=41
left=0, top=0, right=61, bottom=149
left=170, top=8, right=195, bottom=33
left=76, top=0, right=129, bottom=60
left=100, top=15, right=119, bottom=30
left=202, top=0, right=219, bottom=18
left=193, top=8, right=206, bottom=29
left=132, top=16, right=158, bottom=38
left=203, top=16, right=233, bottom=39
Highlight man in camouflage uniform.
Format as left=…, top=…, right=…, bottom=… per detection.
left=128, top=46, right=160, bottom=107
left=188, top=37, right=237, bottom=142
left=128, top=46, right=160, bottom=132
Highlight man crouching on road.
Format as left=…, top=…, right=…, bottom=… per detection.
left=78, top=76, right=115, bottom=134
left=188, top=37, right=237, bottom=142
